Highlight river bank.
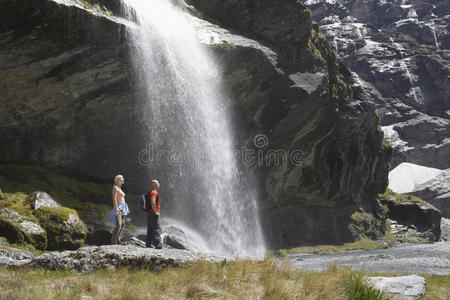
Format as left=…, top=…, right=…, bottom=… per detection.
left=289, top=241, right=450, bottom=276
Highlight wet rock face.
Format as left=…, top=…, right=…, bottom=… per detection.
left=0, top=0, right=152, bottom=189
left=304, top=0, right=450, bottom=170
left=197, top=1, right=391, bottom=247
left=0, top=0, right=391, bottom=249
left=187, top=0, right=313, bottom=48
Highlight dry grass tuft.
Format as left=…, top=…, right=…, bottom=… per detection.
left=0, top=256, right=447, bottom=299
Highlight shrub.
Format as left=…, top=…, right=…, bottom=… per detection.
left=345, top=274, right=391, bottom=300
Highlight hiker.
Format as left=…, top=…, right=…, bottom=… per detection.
left=146, top=179, right=162, bottom=249
left=108, top=175, right=130, bottom=245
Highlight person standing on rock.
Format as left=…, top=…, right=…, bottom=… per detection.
left=146, top=179, right=162, bottom=249
left=108, top=175, right=130, bottom=245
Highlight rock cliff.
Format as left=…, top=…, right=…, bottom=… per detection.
left=0, top=0, right=391, bottom=249
left=303, top=0, right=450, bottom=170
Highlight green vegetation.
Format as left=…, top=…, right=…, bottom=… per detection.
left=0, top=256, right=398, bottom=300
left=423, top=274, right=450, bottom=300
left=0, top=164, right=106, bottom=250
left=378, top=188, right=430, bottom=207
left=0, top=163, right=112, bottom=223
left=276, top=238, right=388, bottom=256
left=34, top=206, right=86, bottom=250
left=78, top=0, right=113, bottom=18
left=345, top=274, right=392, bottom=300
left=308, top=29, right=352, bottom=102
left=351, top=210, right=378, bottom=239
left=0, top=217, right=24, bottom=245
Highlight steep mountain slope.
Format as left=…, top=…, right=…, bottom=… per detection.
left=304, top=0, right=450, bottom=169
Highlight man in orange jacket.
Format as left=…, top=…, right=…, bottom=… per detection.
left=146, top=179, right=162, bottom=249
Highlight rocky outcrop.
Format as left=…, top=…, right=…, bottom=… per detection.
left=0, top=0, right=150, bottom=188
left=380, top=190, right=442, bottom=242
left=411, top=169, right=450, bottom=218
left=34, top=206, right=88, bottom=250
left=0, top=246, right=35, bottom=266
left=0, top=245, right=227, bottom=272
left=442, top=218, right=450, bottom=241
left=365, top=275, right=426, bottom=300
left=304, top=0, right=450, bottom=170
left=0, top=208, right=47, bottom=250
left=27, top=191, right=61, bottom=210
left=192, top=0, right=391, bottom=248
left=388, top=162, right=450, bottom=218
left=0, top=0, right=391, bottom=249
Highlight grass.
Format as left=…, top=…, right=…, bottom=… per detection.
left=0, top=256, right=401, bottom=300
left=276, top=238, right=389, bottom=256
left=344, top=274, right=391, bottom=300
left=422, top=275, right=450, bottom=300
left=378, top=189, right=430, bottom=207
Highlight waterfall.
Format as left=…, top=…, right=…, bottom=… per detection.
left=120, top=0, right=265, bottom=257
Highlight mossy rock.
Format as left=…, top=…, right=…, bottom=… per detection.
left=0, top=208, right=47, bottom=250
left=0, top=216, right=25, bottom=245
left=20, top=220, right=48, bottom=250
left=0, top=188, right=4, bottom=200
left=378, top=189, right=430, bottom=206
left=34, top=206, right=87, bottom=250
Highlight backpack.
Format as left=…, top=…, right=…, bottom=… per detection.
left=140, top=192, right=150, bottom=211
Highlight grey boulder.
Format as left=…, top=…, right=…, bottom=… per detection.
left=365, top=275, right=426, bottom=299
left=412, top=169, right=450, bottom=218
left=27, top=191, right=61, bottom=210
left=24, top=245, right=228, bottom=272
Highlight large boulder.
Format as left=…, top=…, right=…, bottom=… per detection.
left=389, top=163, right=450, bottom=218
left=26, top=191, right=61, bottom=210
left=34, top=206, right=87, bottom=250
left=379, top=190, right=442, bottom=242
left=365, top=275, right=426, bottom=300
left=411, top=170, right=450, bottom=218
left=0, top=208, right=47, bottom=250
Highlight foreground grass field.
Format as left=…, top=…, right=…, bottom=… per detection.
left=0, top=257, right=448, bottom=299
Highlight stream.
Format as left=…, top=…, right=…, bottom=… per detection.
left=289, top=241, right=450, bottom=275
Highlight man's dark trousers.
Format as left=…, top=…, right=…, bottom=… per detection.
left=146, top=211, right=162, bottom=248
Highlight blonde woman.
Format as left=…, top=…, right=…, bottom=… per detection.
left=108, top=175, right=130, bottom=244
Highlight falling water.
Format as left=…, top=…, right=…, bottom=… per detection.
left=120, top=0, right=265, bottom=257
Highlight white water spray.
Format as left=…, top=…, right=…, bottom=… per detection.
left=121, top=0, right=265, bottom=257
